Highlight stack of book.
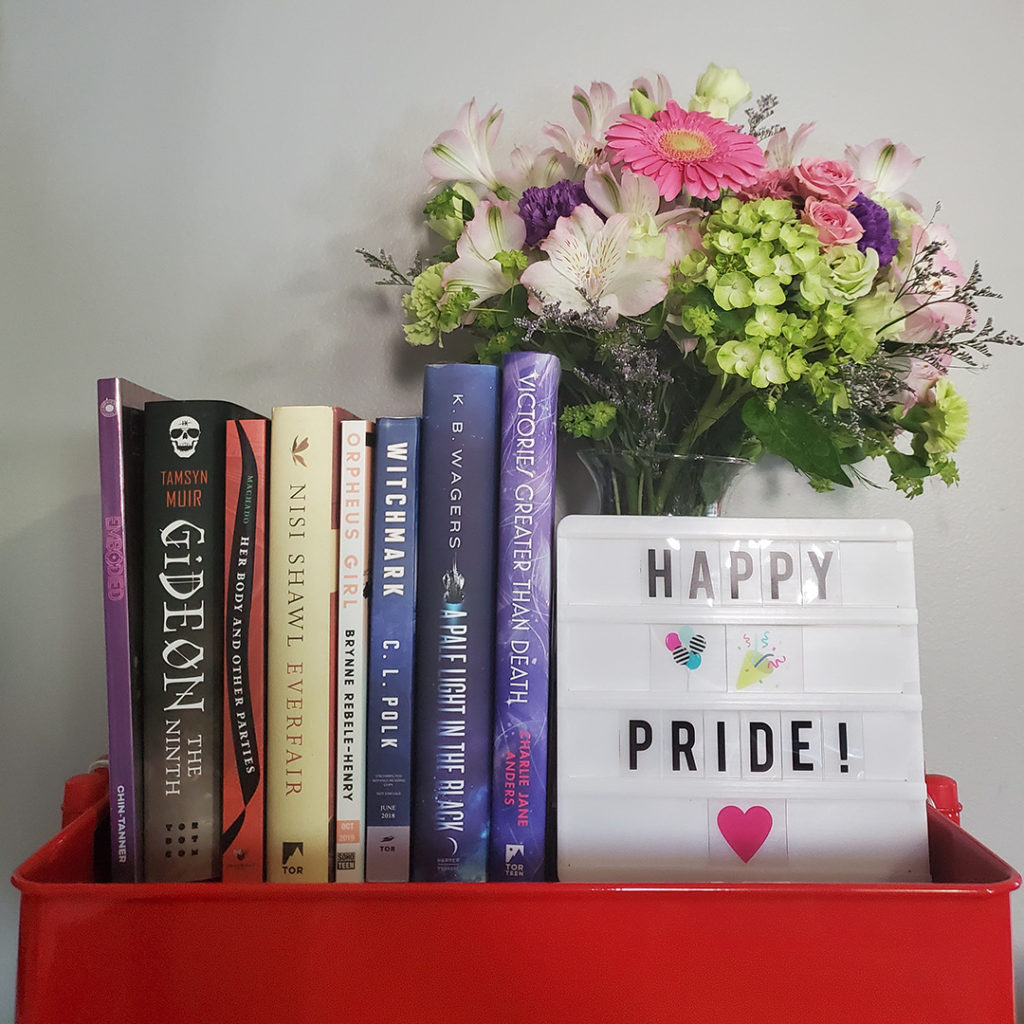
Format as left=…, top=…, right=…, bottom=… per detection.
left=96, top=350, right=559, bottom=884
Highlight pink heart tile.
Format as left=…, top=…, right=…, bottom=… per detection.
left=717, top=805, right=773, bottom=863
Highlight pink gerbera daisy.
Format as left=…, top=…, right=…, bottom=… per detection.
left=605, top=101, right=765, bottom=201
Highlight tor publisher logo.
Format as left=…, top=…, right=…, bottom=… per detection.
left=281, top=841, right=304, bottom=876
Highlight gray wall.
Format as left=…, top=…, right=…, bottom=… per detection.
left=2, top=1, right=1022, bottom=1019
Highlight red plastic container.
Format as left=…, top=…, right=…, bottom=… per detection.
left=13, top=787, right=1019, bottom=1024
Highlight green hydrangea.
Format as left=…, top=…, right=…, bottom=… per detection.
left=493, top=249, right=529, bottom=275
left=401, top=264, right=475, bottom=346
left=681, top=303, right=718, bottom=340
left=560, top=401, right=617, bottom=440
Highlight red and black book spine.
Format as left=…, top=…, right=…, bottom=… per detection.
left=221, top=418, right=268, bottom=881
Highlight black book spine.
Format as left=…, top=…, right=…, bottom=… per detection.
left=141, top=399, right=258, bottom=882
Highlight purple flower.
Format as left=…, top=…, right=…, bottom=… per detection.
left=518, top=179, right=595, bottom=247
left=850, top=193, right=899, bottom=266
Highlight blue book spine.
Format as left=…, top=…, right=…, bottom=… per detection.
left=413, top=363, right=500, bottom=881
left=488, top=352, right=560, bottom=881
left=365, top=417, right=420, bottom=882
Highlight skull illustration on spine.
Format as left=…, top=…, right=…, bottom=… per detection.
left=169, top=415, right=201, bottom=458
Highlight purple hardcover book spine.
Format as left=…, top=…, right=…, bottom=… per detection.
left=413, top=363, right=500, bottom=881
left=97, top=377, right=169, bottom=882
left=488, top=353, right=560, bottom=881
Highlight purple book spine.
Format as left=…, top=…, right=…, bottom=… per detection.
left=412, top=363, right=499, bottom=882
left=97, top=377, right=168, bottom=882
left=488, top=352, right=560, bottom=881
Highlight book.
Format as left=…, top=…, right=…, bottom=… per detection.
left=97, top=377, right=170, bottom=883
left=221, top=418, right=268, bottom=882
left=264, top=405, right=353, bottom=882
left=412, top=363, right=500, bottom=882
left=141, top=398, right=261, bottom=883
left=488, top=352, right=560, bottom=881
left=334, top=420, right=375, bottom=882
left=364, top=417, right=420, bottom=882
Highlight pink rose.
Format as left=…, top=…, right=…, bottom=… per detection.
left=793, top=158, right=861, bottom=205
left=739, top=167, right=800, bottom=200
left=802, top=198, right=864, bottom=246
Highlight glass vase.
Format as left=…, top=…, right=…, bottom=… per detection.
left=578, top=448, right=751, bottom=517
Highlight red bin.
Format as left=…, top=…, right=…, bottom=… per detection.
left=12, top=779, right=1020, bottom=1024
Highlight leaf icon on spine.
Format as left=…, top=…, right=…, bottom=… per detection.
left=664, top=628, right=706, bottom=670
left=291, top=435, right=310, bottom=466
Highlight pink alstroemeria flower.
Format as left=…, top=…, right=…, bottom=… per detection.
left=442, top=199, right=527, bottom=305
left=631, top=73, right=674, bottom=110
left=507, top=145, right=576, bottom=192
left=544, top=81, right=627, bottom=169
left=899, top=354, right=951, bottom=412
left=584, top=164, right=700, bottom=255
left=424, top=99, right=506, bottom=193
left=519, top=205, right=670, bottom=328
left=845, top=138, right=922, bottom=197
left=764, top=122, right=815, bottom=169
left=897, top=222, right=971, bottom=342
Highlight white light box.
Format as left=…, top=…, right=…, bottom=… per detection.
left=556, top=516, right=930, bottom=883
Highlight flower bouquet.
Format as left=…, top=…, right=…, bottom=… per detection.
left=362, top=63, right=1019, bottom=511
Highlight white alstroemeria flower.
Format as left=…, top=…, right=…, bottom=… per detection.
left=844, top=139, right=922, bottom=197
left=442, top=199, right=527, bottom=305
left=507, top=144, right=576, bottom=193
left=519, top=205, right=670, bottom=328
left=543, top=81, right=626, bottom=169
left=764, top=122, right=816, bottom=169
left=584, top=164, right=700, bottom=259
left=424, top=99, right=506, bottom=194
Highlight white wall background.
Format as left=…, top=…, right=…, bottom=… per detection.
left=2, top=1, right=1022, bottom=1019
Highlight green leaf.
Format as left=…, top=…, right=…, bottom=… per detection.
left=742, top=396, right=853, bottom=487
left=509, top=283, right=528, bottom=317
left=885, top=449, right=930, bottom=481
left=644, top=301, right=669, bottom=340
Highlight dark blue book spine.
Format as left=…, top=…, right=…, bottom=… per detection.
left=365, top=417, right=420, bottom=882
left=488, top=352, right=560, bottom=881
left=413, top=363, right=500, bottom=881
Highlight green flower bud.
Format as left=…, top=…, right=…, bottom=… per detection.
left=629, top=87, right=658, bottom=118
left=423, top=183, right=478, bottom=241
left=689, top=63, right=752, bottom=119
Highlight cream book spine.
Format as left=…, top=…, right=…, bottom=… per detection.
left=265, top=405, right=349, bottom=882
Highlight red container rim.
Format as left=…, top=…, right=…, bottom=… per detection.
left=12, top=794, right=1021, bottom=901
